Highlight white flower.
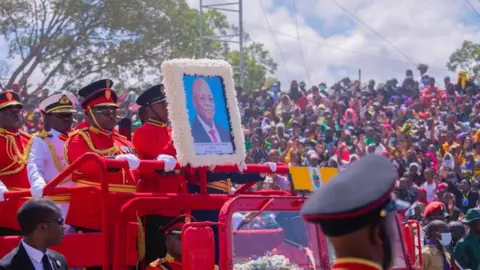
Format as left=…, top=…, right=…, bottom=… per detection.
left=233, top=254, right=302, bottom=270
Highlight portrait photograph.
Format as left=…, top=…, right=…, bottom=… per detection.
left=161, top=59, right=246, bottom=167
left=184, top=75, right=234, bottom=155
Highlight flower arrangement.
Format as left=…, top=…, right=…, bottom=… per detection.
left=161, top=59, right=246, bottom=167
left=233, top=254, right=303, bottom=270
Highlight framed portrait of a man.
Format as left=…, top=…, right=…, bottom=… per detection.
left=161, top=59, right=246, bottom=167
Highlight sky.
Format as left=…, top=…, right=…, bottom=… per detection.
left=187, top=0, right=480, bottom=87
left=2, top=0, right=480, bottom=89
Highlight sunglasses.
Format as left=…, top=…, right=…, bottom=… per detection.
left=93, top=109, right=117, bottom=117
left=54, top=113, right=73, bottom=120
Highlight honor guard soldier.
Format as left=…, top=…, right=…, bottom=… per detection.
left=134, top=85, right=183, bottom=267
left=25, top=93, right=77, bottom=227
left=64, top=79, right=140, bottom=232
left=301, top=155, right=408, bottom=270
left=146, top=215, right=218, bottom=270
left=0, top=90, right=31, bottom=235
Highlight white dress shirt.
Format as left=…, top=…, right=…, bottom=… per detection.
left=197, top=116, right=222, bottom=143
left=27, top=129, right=73, bottom=219
left=21, top=240, right=54, bottom=270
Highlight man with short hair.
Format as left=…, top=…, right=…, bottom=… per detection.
left=0, top=198, right=68, bottom=270
left=190, top=78, right=231, bottom=144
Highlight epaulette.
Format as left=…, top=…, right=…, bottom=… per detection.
left=113, top=132, right=127, bottom=140
left=35, top=130, right=50, bottom=138
left=19, top=130, right=32, bottom=139
left=68, top=128, right=88, bottom=137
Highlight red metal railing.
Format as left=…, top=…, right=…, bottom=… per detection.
left=2, top=153, right=288, bottom=269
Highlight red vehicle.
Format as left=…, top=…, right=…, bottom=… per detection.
left=0, top=153, right=421, bottom=269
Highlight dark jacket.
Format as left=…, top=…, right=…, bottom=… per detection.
left=0, top=243, right=68, bottom=270
left=191, top=117, right=231, bottom=143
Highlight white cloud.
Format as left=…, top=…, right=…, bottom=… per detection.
left=189, top=0, right=480, bottom=88
left=3, top=0, right=480, bottom=90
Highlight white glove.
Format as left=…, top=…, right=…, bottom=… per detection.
left=237, top=161, right=247, bottom=173
left=115, top=154, right=140, bottom=170
left=0, top=181, right=7, bottom=202
left=264, top=162, right=277, bottom=173
left=30, top=182, right=46, bottom=199
left=156, top=154, right=177, bottom=172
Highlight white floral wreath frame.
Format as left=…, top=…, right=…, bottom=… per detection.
left=161, top=58, right=246, bottom=167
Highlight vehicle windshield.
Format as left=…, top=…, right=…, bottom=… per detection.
left=231, top=210, right=321, bottom=270
left=325, top=215, right=408, bottom=270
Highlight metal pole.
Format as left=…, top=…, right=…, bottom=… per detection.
left=358, top=69, right=361, bottom=82
left=199, top=0, right=204, bottom=58
left=239, top=0, right=244, bottom=87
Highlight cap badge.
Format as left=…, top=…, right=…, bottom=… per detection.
left=106, top=80, right=111, bottom=88
left=59, top=95, right=70, bottom=105
left=5, top=92, right=12, bottom=101
left=105, top=89, right=111, bottom=100
left=160, top=85, right=165, bottom=95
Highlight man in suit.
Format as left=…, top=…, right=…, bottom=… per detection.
left=0, top=198, right=68, bottom=270
left=190, top=78, right=231, bottom=143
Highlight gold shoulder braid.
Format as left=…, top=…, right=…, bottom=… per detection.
left=77, top=129, right=120, bottom=156
left=0, top=129, right=27, bottom=176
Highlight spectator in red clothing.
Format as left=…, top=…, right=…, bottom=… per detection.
left=421, top=77, right=442, bottom=107
left=424, top=201, right=447, bottom=223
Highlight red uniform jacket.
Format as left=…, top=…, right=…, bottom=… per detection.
left=332, top=258, right=382, bottom=270
left=133, top=121, right=190, bottom=217
left=64, top=125, right=139, bottom=230
left=0, top=129, right=31, bottom=229
left=146, top=254, right=182, bottom=270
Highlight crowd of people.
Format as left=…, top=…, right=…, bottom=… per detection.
left=3, top=62, right=480, bottom=268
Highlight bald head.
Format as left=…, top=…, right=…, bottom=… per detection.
left=192, top=78, right=215, bottom=125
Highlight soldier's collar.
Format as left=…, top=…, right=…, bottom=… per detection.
left=89, top=125, right=113, bottom=136
left=164, top=253, right=180, bottom=264
left=147, top=119, right=167, bottom=127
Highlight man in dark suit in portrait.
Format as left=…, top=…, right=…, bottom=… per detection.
left=190, top=77, right=232, bottom=143
left=0, top=198, right=68, bottom=270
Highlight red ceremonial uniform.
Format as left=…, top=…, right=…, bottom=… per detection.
left=64, top=79, right=139, bottom=231
left=133, top=119, right=185, bottom=199
left=332, top=258, right=382, bottom=270
left=0, top=91, right=31, bottom=230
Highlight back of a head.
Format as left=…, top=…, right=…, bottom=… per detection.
left=425, top=220, right=448, bottom=238
left=17, top=199, right=60, bottom=236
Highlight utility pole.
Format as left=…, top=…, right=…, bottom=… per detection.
left=199, top=1, right=244, bottom=87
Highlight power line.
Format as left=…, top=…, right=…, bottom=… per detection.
left=244, top=22, right=450, bottom=72
left=291, top=0, right=311, bottom=83
left=466, top=0, right=480, bottom=19
left=330, top=0, right=417, bottom=65
left=258, top=1, right=291, bottom=81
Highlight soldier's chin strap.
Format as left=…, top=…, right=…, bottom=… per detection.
left=148, top=102, right=165, bottom=124
left=88, top=108, right=110, bottom=133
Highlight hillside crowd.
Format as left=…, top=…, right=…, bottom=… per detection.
left=5, top=63, right=480, bottom=268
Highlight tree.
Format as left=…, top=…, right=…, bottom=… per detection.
left=447, top=40, right=480, bottom=75
left=225, top=42, right=278, bottom=91
left=0, top=0, right=231, bottom=89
